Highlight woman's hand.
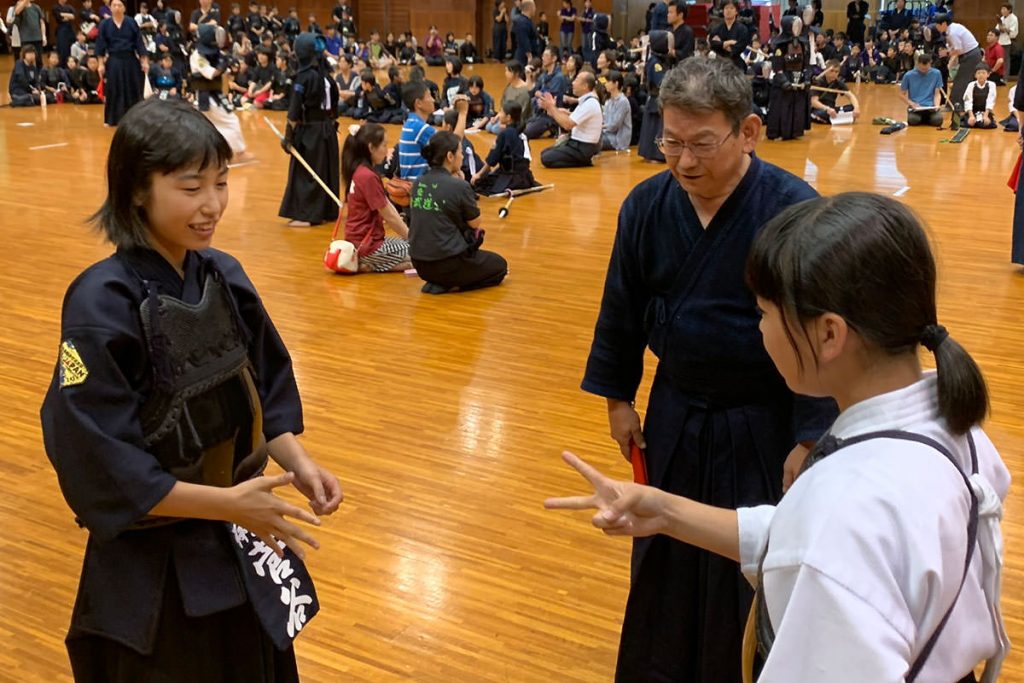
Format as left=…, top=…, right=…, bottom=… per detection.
left=225, top=472, right=321, bottom=559
left=545, top=451, right=670, bottom=537
left=290, top=455, right=344, bottom=516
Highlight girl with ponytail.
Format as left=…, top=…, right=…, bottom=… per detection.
left=547, top=192, right=1010, bottom=683
left=340, top=123, right=412, bottom=272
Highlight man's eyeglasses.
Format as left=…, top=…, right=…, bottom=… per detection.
left=655, top=131, right=735, bottom=159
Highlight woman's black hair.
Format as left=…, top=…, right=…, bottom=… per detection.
left=91, top=98, right=232, bottom=250
left=505, top=59, right=525, bottom=80
left=422, top=131, right=462, bottom=168
left=445, top=55, right=463, bottom=74
left=341, top=122, right=386, bottom=199
left=502, top=100, right=524, bottom=131
left=468, top=74, right=484, bottom=89
left=746, top=192, right=988, bottom=434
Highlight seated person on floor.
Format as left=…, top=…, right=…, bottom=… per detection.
left=440, top=109, right=484, bottom=183
left=524, top=45, right=569, bottom=139
left=471, top=101, right=537, bottom=195
left=963, top=65, right=997, bottom=128
left=539, top=70, right=603, bottom=168
left=65, top=56, right=91, bottom=103
left=341, top=122, right=413, bottom=273
left=38, top=51, right=71, bottom=101
left=148, top=52, right=183, bottom=99
left=8, top=46, right=51, bottom=107
left=335, top=54, right=361, bottom=115
left=399, top=80, right=469, bottom=181
left=810, top=60, right=859, bottom=123
left=484, top=61, right=532, bottom=134
left=899, top=54, right=944, bottom=126
left=409, top=132, right=509, bottom=295
left=600, top=70, right=631, bottom=150
left=840, top=43, right=865, bottom=81
left=441, top=56, right=469, bottom=109
left=363, top=69, right=404, bottom=124
left=465, top=75, right=495, bottom=128
left=1001, top=84, right=1018, bottom=130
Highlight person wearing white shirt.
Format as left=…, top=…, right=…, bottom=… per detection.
left=547, top=192, right=1009, bottom=683
left=538, top=69, right=603, bottom=167
left=936, top=13, right=983, bottom=104
left=996, top=3, right=1019, bottom=75
left=4, top=6, right=19, bottom=59
left=996, top=3, right=1018, bottom=47
left=964, top=65, right=997, bottom=127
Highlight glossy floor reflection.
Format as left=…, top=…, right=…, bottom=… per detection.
left=1, top=62, right=1022, bottom=681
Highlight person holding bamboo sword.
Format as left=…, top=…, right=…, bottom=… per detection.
left=278, top=32, right=340, bottom=227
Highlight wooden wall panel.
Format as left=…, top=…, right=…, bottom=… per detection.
left=410, top=11, right=476, bottom=41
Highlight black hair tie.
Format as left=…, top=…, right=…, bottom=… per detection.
left=921, top=324, right=949, bottom=352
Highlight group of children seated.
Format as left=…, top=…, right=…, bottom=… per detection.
left=8, top=45, right=102, bottom=106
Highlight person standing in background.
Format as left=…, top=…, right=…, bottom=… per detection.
left=559, top=0, right=576, bottom=57
left=996, top=3, right=1019, bottom=74
left=846, top=0, right=869, bottom=45
left=96, top=0, right=148, bottom=126
left=512, top=0, right=539, bottom=66
left=53, top=0, right=77, bottom=65
left=13, top=0, right=46, bottom=56
left=580, top=0, right=595, bottom=63
left=493, top=1, right=508, bottom=61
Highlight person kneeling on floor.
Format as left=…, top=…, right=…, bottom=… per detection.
left=963, top=65, right=998, bottom=129
left=409, top=132, right=509, bottom=295
left=539, top=70, right=604, bottom=168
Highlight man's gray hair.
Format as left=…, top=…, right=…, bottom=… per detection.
left=659, top=58, right=753, bottom=131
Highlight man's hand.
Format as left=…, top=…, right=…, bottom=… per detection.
left=968, top=114, right=976, bottom=126
left=607, top=399, right=645, bottom=462
left=538, top=90, right=556, bottom=113
left=827, top=107, right=838, bottom=118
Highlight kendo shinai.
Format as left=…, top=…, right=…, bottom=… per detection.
left=582, top=57, right=838, bottom=683
left=766, top=16, right=813, bottom=141
left=278, top=32, right=341, bottom=227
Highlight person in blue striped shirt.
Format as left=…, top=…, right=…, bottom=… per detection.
left=398, top=81, right=469, bottom=179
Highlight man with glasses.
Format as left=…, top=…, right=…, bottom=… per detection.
left=581, top=58, right=837, bottom=682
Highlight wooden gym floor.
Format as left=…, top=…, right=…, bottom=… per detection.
left=1, top=61, right=1023, bottom=681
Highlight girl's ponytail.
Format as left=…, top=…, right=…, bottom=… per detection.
left=924, top=325, right=989, bottom=435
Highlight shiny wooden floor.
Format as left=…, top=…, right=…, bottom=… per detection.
left=1, top=61, right=1024, bottom=681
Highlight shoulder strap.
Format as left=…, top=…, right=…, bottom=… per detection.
left=831, top=430, right=979, bottom=683
left=756, top=430, right=980, bottom=681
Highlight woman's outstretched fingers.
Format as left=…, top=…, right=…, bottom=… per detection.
left=544, top=494, right=597, bottom=510
left=561, top=450, right=608, bottom=488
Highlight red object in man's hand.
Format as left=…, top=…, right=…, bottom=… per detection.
left=1008, top=152, right=1021, bottom=192
left=630, top=441, right=648, bottom=486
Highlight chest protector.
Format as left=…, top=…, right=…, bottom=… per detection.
left=137, top=272, right=267, bottom=502
left=972, top=82, right=991, bottom=113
